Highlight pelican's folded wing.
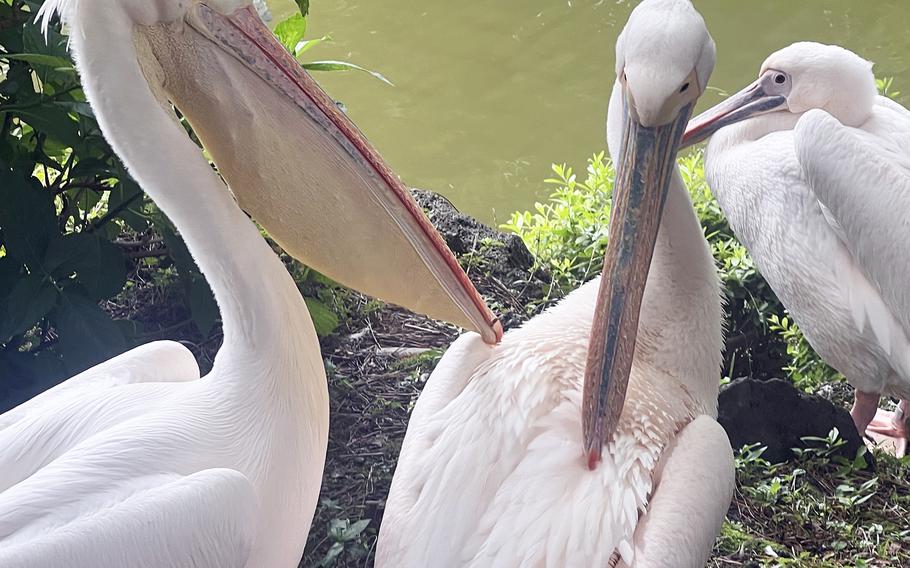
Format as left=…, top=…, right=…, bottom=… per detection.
left=377, top=333, right=497, bottom=565
left=0, top=469, right=256, bottom=568
left=627, top=416, right=733, bottom=568
left=0, top=341, right=199, bottom=431
left=795, top=109, right=910, bottom=369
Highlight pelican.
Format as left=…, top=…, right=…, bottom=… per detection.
left=0, top=1, right=501, bottom=566
left=377, top=1, right=733, bottom=566
left=684, top=42, right=910, bottom=455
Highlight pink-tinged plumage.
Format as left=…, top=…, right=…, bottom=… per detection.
left=379, top=279, right=732, bottom=567
left=378, top=2, right=734, bottom=566
left=0, top=3, right=330, bottom=565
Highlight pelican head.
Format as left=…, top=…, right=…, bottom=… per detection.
left=684, top=42, right=877, bottom=146
left=40, top=0, right=502, bottom=344
left=582, top=0, right=715, bottom=469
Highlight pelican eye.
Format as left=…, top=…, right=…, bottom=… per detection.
left=774, top=73, right=787, bottom=85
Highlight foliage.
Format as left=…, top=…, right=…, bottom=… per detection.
left=769, top=314, right=843, bottom=393
left=314, top=516, right=371, bottom=567
left=877, top=76, right=901, bottom=100
left=273, top=10, right=393, bottom=85
left=1, top=0, right=140, bottom=401
left=500, top=152, right=612, bottom=291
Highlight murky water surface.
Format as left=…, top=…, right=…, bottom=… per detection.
left=266, top=1, right=910, bottom=222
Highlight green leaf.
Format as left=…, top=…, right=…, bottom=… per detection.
left=294, top=35, right=329, bottom=57
left=55, top=101, right=95, bottom=119
left=304, top=297, right=339, bottom=337
left=190, top=279, right=219, bottom=339
left=106, top=175, right=148, bottom=232
left=302, top=61, right=394, bottom=86
left=54, top=291, right=127, bottom=375
left=319, top=542, right=344, bottom=567
left=0, top=166, right=56, bottom=270
left=44, top=233, right=128, bottom=300
left=0, top=348, right=66, bottom=407
left=70, top=157, right=112, bottom=179
left=340, top=519, right=370, bottom=541
left=0, top=53, right=74, bottom=72
left=0, top=273, right=58, bottom=339
left=21, top=18, right=69, bottom=60
left=0, top=257, right=19, bottom=300
left=274, top=14, right=307, bottom=53
left=296, top=0, right=310, bottom=17
left=15, top=102, right=83, bottom=148
left=156, top=214, right=199, bottom=282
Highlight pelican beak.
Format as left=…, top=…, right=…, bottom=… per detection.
left=137, top=4, right=502, bottom=344
left=581, top=86, right=692, bottom=470
left=681, top=71, right=787, bottom=148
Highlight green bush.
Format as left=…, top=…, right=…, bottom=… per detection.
left=501, top=152, right=613, bottom=291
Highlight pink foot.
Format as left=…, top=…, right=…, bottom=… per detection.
left=851, top=393, right=908, bottom=457
left=865, top=408, right=908, bottom=456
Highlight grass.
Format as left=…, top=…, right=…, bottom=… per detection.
left=712, top=439, right=910, bottom=567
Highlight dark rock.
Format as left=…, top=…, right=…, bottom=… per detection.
left=410, top=189, right=553, bottom=329
left=718, top=377, right=866, bottom=464
left=722, top=327, right=788, bottom=383
left=411, top=189, right=533, bottom=267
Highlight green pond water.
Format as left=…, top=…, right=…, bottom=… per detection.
left=266, top=0, right=910, bottom=223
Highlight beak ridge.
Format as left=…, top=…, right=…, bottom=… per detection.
left=582, top=93, right=692, bottom=468
left=683, top=78, right=787, bottom=148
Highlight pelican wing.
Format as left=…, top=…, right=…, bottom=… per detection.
left=626, top=416, right=733, bottom=568
left=0, top=341, right=198, bottom=431
left=0, top=468, right=256, bottom=568
left=377, top=332, right=497, bottom=565
left=795, top=108, right=910, bottom=373
left=0, top=342, right=199, bottom=494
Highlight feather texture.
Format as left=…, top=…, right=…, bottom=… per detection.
left=378, top=279, right=727, bottom=567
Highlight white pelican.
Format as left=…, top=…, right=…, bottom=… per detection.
left=0, top=1, right=501, bottom=566
left=377, top=1, right=733, bottom=566
left=684, top=42, right=910, bottom=455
